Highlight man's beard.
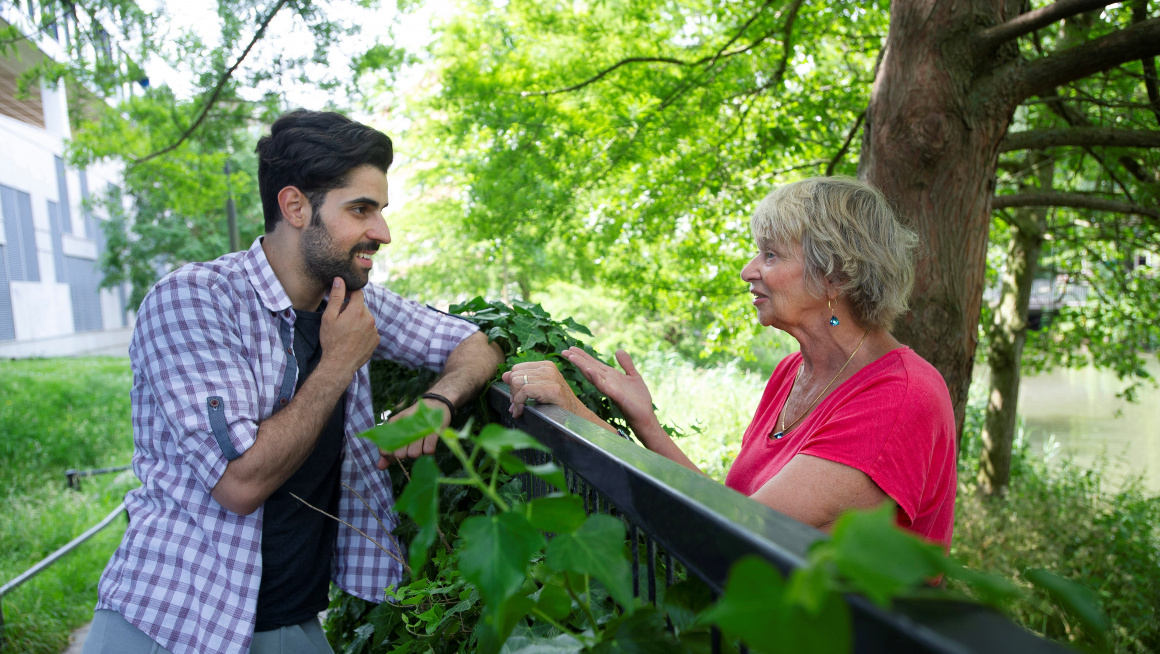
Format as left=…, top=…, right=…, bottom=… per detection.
left=301, top=207, right=378, bottom=293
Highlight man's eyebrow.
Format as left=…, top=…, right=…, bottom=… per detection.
left=344, top=196, right=383, bottom=208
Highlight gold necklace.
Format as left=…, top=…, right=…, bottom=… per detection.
left=771, top=330, right=869, bottom=440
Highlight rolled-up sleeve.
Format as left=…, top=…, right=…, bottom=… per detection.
left=133, top=271, right=261, bottom=493
left=363, top=284, right=478, bottom=371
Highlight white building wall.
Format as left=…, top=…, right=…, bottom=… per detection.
left=0, top=75, right=134, bottom=356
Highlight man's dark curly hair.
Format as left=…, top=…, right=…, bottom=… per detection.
left=256, top=109, right=394, bottom=232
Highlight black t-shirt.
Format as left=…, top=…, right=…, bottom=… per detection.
left=254, top=304, right=347, bottom=631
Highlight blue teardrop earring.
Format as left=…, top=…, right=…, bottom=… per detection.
left=828, top=298, right=840, bottom=326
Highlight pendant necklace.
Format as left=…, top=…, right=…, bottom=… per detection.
left=771, top=330, right=869, bottom=440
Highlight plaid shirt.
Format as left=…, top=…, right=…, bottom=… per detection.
left=96, top=238, right=477, bottom=654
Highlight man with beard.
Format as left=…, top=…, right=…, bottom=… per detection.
left=84, top=110, right=504, bottom=654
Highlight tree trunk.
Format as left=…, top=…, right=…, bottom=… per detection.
left=858, top=0, right=1024, bottom=445
left=978, top=153, right=1051, bottom=496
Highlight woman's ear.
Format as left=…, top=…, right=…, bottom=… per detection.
left=277, top=186, right=311, bottom=229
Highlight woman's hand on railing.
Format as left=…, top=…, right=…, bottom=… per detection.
left=503, top=361, right=584, bottom=418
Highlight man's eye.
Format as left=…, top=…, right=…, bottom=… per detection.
left=352, top=206, right=367, bottom=214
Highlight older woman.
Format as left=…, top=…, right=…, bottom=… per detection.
left=503, top=176, right=957, bottom=547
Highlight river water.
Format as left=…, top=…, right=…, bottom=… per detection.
left=982, top=359, right=1160, bottom=494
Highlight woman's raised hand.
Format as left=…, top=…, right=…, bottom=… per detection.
left=561, top=347, right=655, bottom=426
left=502, top=360, right=583, bottom=418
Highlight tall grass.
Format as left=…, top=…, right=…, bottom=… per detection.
left=636, top=353, right=766, bottom=482
left=0, top=358, right=136, bottom=654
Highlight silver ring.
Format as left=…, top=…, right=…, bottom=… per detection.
left=523, top=375, right=529, bottom=385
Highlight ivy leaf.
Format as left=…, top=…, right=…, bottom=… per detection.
left=785, top=559, right=832, bottom=615
left=562, top=317, right=593, bottom=336
left=661, top=578, right=714, bottom=635
left=1025, top=569, right=1109, bottom=650
left=547, top=331, right=569, bottom=352
left=500, top=632, right=583, bottom=653
left=526, top=461, right=567, bottom=492
left=460, top=512, right=546, bottom=607
left=477, top=423, right=550, bottom=458
left=545, top=514, right=635, bottom=612
left=532, top=580, right=574, bottom=621
left=394, top=456, right=441, bottom=572
left=698, top=556, right=851, bottom=654
left=487, top=325, right=512, bottom=343
left=511, top=315, right=549, bottom=352
left=512, top=300, right=550, bottom=318
left=450, top=296, right=489, bottom=313
left=697, top=556, right=783, bottom=646
left=828, top=504, right=944, bottom=606
left=524, top=495, right=586, bottom=534
left=589, top=607, right=685, bottom=653
left=343, top=622, right=375, bottom=654
left=365, top=600, right=400, bottom=648
left=361, top=402, right=445, bottom=452
left=476, top=596, right=537, bottom=654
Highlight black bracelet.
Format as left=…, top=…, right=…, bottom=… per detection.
left=421, top=393, right=456, bottom=420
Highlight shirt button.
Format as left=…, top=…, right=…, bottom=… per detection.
left=286, top=347, right=292, bottom=354
left=283, top=310, right=290, bottom=318
left=209, top=398, right=219, bottom=408
left=279, top=398, right=288, bottom=406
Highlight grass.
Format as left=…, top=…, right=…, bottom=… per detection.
left=0, top=358, right=136, bottom=654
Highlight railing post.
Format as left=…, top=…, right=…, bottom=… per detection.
left=65, top=469, right=80, bottom=490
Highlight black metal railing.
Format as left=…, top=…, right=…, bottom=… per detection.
left=65, top=464, right=133, bottom=490
left=488, top=384, right=1069, bottom=654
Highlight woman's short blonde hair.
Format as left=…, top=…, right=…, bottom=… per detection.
left=749, top=176, right=918, bottom=330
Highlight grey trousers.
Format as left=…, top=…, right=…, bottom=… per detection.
left=81, top=609, right=335, bottom=654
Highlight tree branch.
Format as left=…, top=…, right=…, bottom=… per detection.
left=1037, top=90, right=1143, bottom=200
left=1002, top=17, right=1160, bottom=102
left=132, top=0, right=290, bottom=165
left=1000, top=127, right=1160, bottom=151
left=825, top=110, right=865, bottom=175
left=993, top=191, right=1160, bottom=219
left=518, top=56, right=694, bottom=97
left=1131, top=0, right=1160, bottom=127
left=974, top=0, right=1116, bottom=55
left=520, top=0, right=805, bottom=97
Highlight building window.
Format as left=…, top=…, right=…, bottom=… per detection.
left=1, top=184, right=40, bottom=282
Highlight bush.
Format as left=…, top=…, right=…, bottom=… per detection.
left=953, top=425, right=1160, bottom=653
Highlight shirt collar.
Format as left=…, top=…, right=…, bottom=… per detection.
left=242, top=236, right=294, bottom=317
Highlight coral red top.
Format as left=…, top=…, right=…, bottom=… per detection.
left=724, top=347, right=957, bottom=548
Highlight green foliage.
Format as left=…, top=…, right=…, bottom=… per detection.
left=701, top=555, right=850, bottom=654
left=0, top=358, right=138, bottom=654
left=988, top=5, right=1160, bottom=400
left=954, top=440, right=1160, bottom=654
left=379, top=0, right=886, bottom=360
left=367, top=297, right=629, bottom=429
left=75, top=110, right=268, bottom=308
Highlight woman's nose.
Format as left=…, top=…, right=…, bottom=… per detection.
left=740, top=256, right=760, bottom=281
